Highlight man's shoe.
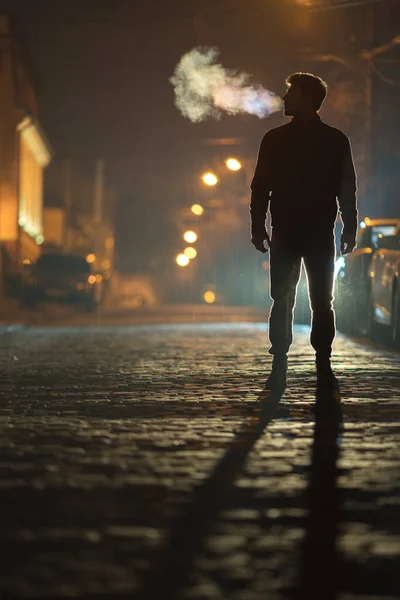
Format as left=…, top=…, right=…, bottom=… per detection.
left=265, top=357, right=287, bottom=392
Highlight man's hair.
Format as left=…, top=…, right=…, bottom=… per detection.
left=286, top=72, right=328, bottom=111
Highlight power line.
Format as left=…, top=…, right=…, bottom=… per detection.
left=308, top=0, right=384, bottom=10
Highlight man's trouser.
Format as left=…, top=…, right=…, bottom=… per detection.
left=268, top=230, right=336, bottom=359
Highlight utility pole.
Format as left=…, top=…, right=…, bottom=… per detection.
left=363, top=3, right=374, bottom=208
left=64, top=159, right=72, bottom=251
left=93, top=159, right=105, bottom=268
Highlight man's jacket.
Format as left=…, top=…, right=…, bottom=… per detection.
left=250, top=116, right=358, bottom=237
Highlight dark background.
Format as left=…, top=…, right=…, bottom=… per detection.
left=1, top=0, right=399, bottom=275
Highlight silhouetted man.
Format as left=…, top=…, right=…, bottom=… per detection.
left=250, top=72, right=357, bottom=392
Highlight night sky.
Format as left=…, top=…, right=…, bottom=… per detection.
left=1, top=0, right=399, bottom=271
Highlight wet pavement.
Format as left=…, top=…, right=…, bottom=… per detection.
left=0, top=322, right=399, bottom=599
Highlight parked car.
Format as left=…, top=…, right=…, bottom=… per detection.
left=334, top=218, right=400, bottom=335
left=369, top=232, right=400, bottom=345
left=22, top=252, right=98, bottom=311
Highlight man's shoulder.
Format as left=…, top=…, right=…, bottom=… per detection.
left=261, top=123, right=292, bottom=141
left=320, top=121, right=349, bottom=142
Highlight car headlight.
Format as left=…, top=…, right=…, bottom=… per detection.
left=334, top=256, right=346, bottom=280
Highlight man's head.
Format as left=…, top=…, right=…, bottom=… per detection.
left=282, top=72, right=328, bottom=119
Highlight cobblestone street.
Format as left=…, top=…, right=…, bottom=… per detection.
left=1, top=321, right=399, bottom=599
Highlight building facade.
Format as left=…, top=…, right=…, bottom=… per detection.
left=43, top=159, right=116, bottom=289
left=0, top=14, right=52, bottom=296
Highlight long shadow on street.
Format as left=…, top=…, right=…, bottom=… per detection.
left=136, top=388, right=285, bottom=600
left=137, top=389, right=344, bottom=600
left=294, top=393, right=343, bottom=600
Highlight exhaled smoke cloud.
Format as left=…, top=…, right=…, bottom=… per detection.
left=170, top=47, right=282, bottom=123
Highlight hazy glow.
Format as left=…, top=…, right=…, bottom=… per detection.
left=226, top=158, right=242, bottom=171
left=204, top=290, right=216, bottom=304
left=183, top=230, right=198, bottom=243
left=176, top=253, right=190, bottom=267
left=191, top=204, right=204, bottom=216
left=171, top=47, right=282, bottom=123
left=334, top=256, right=345, bottom=280
left=184, top=247, right=197, bottom=259
left=23, top=258, right=31, bottom=265
left=95, top=274, right=103, bottom=283
left=88, top=275, right=96, bottom=284
left=86, top=253, right=96, bottom=264
left=202, top=172, right=218, bottom=186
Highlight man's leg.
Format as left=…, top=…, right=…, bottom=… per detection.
left=266, top=237, right=301, bottom=390
left=303, top=235, right=337, bottom=389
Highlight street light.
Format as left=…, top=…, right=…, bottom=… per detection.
left=226, top=158, right=242, bottom=171
left=184, top=247, right=197, bottom=259
left=191, top=204, right=204, bottom=216
left=183, top=230, right=198, bottom=244
left=204, top=290, right=216, bottom=304
left=202, top=172, right=218, bottom=186
left=176, top=253, right=190, bottom=267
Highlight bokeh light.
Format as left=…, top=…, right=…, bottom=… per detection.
left=86, top=253, right=96, bottom=264
left=226, top=158, right=242, bottom=171
left=202, top=172, right=218, bottom=186
left=191, top=204, right=204, bottom=216
left=204, top=290, right=216, bottom=304
left=184, top=247, right=197, bottom=259
left=176, top=253, right=190, bottom=267
left=183, top=230, right=198, bottom=243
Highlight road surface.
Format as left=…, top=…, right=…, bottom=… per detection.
left=0, top=320, right=399, bottom=599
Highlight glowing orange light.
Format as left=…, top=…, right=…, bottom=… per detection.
left=202, top=172, right=218, bottom=186
left=86, top=253, right=96, bottom=264
left=226, top=158, right=242, bottom=171
left=88, top=275, right=96, bottom=284
left=176, top=254, right=190, bottom=267
left=183, top=231, right=197, bottom=244
left=204, top=290, right=216, bottom=304
left=262, top=260, right=269, bottom=271
left=184, top=247, right=197, bottom=259
left=191, top=204, right=204, bottom=216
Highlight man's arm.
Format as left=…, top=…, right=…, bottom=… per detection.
left=250, top=133, right=273, bottom=236
left=338, top=135, right=358, bottom=240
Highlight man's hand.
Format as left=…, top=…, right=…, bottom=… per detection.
left=251, top=231, right=271, bottom=254
left=340, top=233, right=356, bottom=255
